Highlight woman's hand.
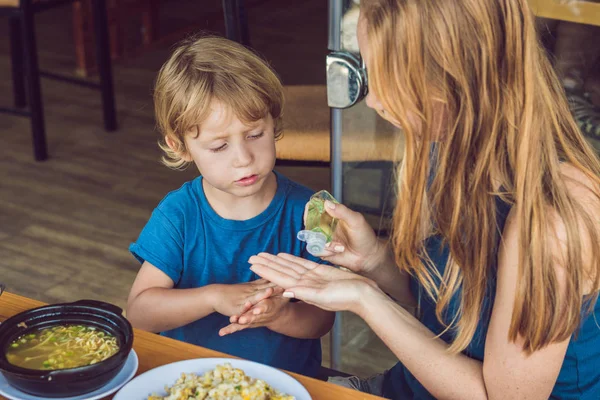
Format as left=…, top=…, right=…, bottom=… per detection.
left=308, top=201, right=387, bottom=275
left=248, top=252, right=382, bottom=313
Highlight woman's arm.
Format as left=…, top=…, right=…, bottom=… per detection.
left=316, top=201, right=417, bottom=307
left=360, top=240, right=416, bottom=307
left=355, top=208, right=572, bottom=400
left=249, top=206, right=577, bottom=400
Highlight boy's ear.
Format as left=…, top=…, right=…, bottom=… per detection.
left=165, top=136, right=192, bottom=162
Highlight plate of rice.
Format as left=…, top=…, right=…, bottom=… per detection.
left=113, top=358, right=312, bottom=400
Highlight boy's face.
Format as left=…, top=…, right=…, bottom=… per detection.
left=179, top=101, right=276, bottom=200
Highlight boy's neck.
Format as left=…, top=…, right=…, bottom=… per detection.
left=202, top=172, right=278, bottom=221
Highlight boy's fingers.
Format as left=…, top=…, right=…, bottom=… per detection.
left=249, top=287, right=273, bottom=305
left=219, top=323, right=248, bottom=336
left=239, top=314, right=257, bottom=324
left=253, top=307, right=264, bottom=315
left=272, top=286, right=285, bottom=295
left=252, top=300, right=270, bottom=315
left=237, top=301, right=253, bottom=317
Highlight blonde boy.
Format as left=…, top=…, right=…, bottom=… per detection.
left=126, top=36, right=334, bottom=377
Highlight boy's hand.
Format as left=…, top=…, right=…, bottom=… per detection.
left=211, top=279, right=283, bottom=317
left=218, top=295, right=290, bottom=336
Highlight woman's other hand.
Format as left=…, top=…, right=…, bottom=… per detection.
left=306, top=200, right=387, bottom=275
left=249, top=252, right=383, bottom=313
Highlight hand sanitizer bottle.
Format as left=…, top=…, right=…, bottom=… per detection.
left=297, top=190, right=339, bottom=256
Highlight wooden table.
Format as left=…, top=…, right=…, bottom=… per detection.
left=0, top=292, right=383, bottom=400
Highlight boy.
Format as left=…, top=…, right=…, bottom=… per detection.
left=126, top=35, right=334, bottom=377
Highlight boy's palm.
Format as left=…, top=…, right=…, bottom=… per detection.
left=213, top=279, right=283, bottom=317
left=218, top=295, right=289, bottom=336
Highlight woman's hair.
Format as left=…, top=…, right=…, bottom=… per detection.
left=362, top=0, right=600, bottom=353
left=154, top=35, right=284, bottom=169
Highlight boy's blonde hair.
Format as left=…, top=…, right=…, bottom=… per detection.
left=154, top=35, right=284, bottom=169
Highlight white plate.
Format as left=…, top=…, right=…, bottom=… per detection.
left=0, top=349, right=138, bottom=400
left=114, top=357, right=312, bottom=400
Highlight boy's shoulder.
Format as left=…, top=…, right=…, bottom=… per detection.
left=276, top=172, right=315, bottom=206
left=155, top=177, right=202, bottom=216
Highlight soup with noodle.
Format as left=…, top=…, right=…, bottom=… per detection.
left=5, top=324, right=119, bottom=370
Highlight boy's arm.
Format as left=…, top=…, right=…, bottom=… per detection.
left=268, top=302, right=335, bottom=339
left=126, top=261, right=275, bottom=332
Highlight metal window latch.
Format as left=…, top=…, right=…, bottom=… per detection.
left=326, top=51, right=368, bottom=109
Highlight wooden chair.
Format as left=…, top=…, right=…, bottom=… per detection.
left=279, top=85, right=400, bottom=165
left=528, top=0, right=600, bottom=26
left=0, top=0, right=117, bottom=161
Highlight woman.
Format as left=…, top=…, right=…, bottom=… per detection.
left=232, top=0, right=600, bottom=399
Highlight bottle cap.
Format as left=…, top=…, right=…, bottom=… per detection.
left=297, top=230, right=328, bottom=256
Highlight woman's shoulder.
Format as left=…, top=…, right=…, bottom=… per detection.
left=559, top=163, right=600, bottom=203
left=503, top=163, right=600, bottom=237
left=501, top=162, right=600, bottom=292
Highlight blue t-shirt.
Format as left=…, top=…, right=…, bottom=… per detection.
left=129, top=171, right=323, bottom=377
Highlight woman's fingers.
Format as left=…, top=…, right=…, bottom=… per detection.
left=323, top=201, right=364, bottom=229
left=252, top=279, right=279, bottom=291
left=250, top=263, right=299, bottom=288
left=282, top=285, right=329, bottom=309
left=254, top=253, right=308, bottom=275
left=303, top=202, right=310, bottom=225
left=276, top=253, right=323, bottom=271
left=325, top=241, right=346, bottom=253
left=249, top=254, right=304, bottom=287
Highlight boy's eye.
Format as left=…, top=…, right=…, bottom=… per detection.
left=210, top=143, right=227, bottom=152
left=249, top=132, right=264, bottom=139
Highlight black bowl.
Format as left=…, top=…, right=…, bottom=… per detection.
left=0, top=299, right=133, bottom=398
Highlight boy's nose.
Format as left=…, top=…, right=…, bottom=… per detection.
left=233, top=145, right=253, bottom=167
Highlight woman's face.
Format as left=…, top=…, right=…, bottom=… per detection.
left=357, top=13, right=447, bottom=138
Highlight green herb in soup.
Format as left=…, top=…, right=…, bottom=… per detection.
left=5, top=325, right=119, bottom=370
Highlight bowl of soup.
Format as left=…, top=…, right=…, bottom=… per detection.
left=0, top=299, right=133, bottom=398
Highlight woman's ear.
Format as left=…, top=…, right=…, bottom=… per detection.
left=165, top=136, right=192, bottom=162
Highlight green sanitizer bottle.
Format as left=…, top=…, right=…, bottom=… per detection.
left=297, top=190, right=339, bottom=256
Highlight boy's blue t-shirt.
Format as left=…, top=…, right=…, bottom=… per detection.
left=129, top=171, right=323, bottom=377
